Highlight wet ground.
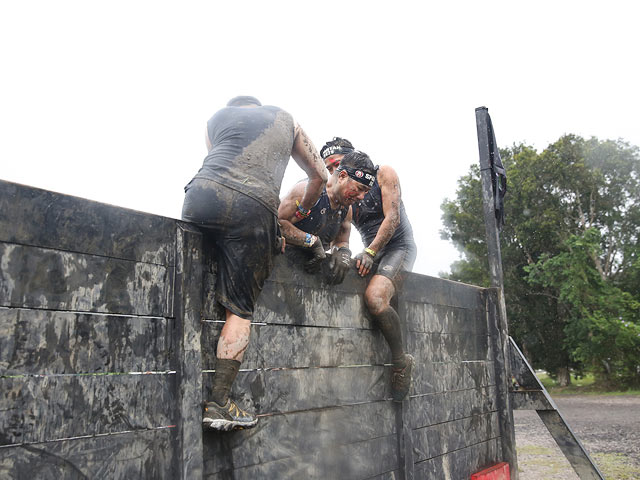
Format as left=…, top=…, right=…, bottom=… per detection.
left=514, top=395, right=640, bottom=479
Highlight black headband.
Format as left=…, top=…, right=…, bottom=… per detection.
left=337, top=166, right=377, bottom=188
left=321, top=145, right=354, bottom=160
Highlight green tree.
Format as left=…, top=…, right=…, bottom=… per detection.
left=525, top=228, right=640, bottom=386
left=441, top=135, right=640, bottom=386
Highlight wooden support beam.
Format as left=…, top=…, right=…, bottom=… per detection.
left=508, top=338, right=605, bottom=479
left=173, top=222, right=204, bottom=479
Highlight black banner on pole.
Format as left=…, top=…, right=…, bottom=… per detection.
left=477, top=108, right=507, bottom=230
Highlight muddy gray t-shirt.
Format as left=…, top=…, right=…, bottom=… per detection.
left=192, top=105, right=295, bottom=214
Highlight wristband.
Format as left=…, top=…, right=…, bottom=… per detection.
left=295, top=200, right=311, bottom=218
left=303, top=233, right=317, bottom=248
left=364, top=247, right=376, bottom=257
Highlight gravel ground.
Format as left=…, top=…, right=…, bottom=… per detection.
left=514, top=395, right=640, bottom=479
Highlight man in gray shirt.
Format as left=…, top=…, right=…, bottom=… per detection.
left=182, top=96, right=327, bottom=430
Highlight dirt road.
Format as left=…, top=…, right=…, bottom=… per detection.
left=514, top=395, right=640, bottom=479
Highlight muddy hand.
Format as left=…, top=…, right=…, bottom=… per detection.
left=355, top=250, right=374, bottom=276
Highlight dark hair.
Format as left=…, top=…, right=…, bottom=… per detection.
left=226, top=96, right=262, bottom=107
left=320, top=137, right=354, bottom=159
left=339, top=150, right=376, bottom=177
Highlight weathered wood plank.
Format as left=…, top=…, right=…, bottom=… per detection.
left=364, top=470, right=403, bottom=480
left=201, top=322, right=389, bottom=370
left=412, top=331, right=490, bottom=363
left=204, top=366, right=393, bottom=416
left=0, top=374, right=176, bottom=445
left=413, top=437, right=501, bottom=480
left=0, top=428, right=177, bottom=479
left=203, top=275, right=371, bottom=329
left=412, top=411, right=500, bottom=463
left=203, top=401, right=397, bottom=474
left=266, top=253, right=370, bottom=292
left=173, top=222, right=204, bottom=479
left=0, top=308, right=172, bottom=375
left=205, top=434, right=398, bottom=480
left=510, top=390, right=553, bottom=410
left=0, top=243, right=173, bottom=316
left=405, top=301, right=487, bottom=335
left=410, top=386, right=499, bottom=429
left=0, top=179, right=176, bottom=265
left=412, top=361, right=496, bottom=396
left=401, top=273, right=485, bottom=308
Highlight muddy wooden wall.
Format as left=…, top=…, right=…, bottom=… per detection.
left=0, top=179, right=515, bottom=480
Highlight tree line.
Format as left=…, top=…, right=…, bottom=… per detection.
left=441, top=135, right=640, bottom=387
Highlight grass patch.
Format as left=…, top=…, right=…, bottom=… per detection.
left=536, top=372, right=640, bottom=396
left=517, top=445, right=566, bottom=475
left=592, top=453, right=640, bottom=480
left=517, top=445, right=554, bottom=456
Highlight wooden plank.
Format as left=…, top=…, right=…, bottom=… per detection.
left=486, top=288, right=519, bottom=478
left=203, top=275, right=371, bottom=329
left=173, top=222, right=204, bottom=479
left=412, top=331, right=490, bottom=363
left=267, top=254, right=370, bottom=292
left=0, top=428, right=177, bottom=479
left=412, top=411, right=500, bottom=463
left=397, top=289, right=415, bottom=480
left=0, top=179, right=176, bottom=265
left=201, top=322, right=389, bottom=370
left=510, top=390, right=553, bottom=410
left=365, top=471, right=403, bottom=480
left=537, top=410, right=606, bottom=479
left=0, top=243, right=173, bottom=316
left=0, top=308, right=172, bottom=375
left=204, top=366, right=392, bottom=416
left=203, top=401, right=397, bottom=474
left=0, top=374, right=176, bottom=445
left=413, top=437, right=501, bottom=480
left=410, top=386, right=499, bottom=429
left=412, top=361, right=496, bottom=396
left=406, top=301, right=487, bottom=335
left=401, top=273, right=485, bottom=308
left=206, top=434, right=398, bottom=480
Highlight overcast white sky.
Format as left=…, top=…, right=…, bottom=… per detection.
left=2, top=1, right=639, bottom=277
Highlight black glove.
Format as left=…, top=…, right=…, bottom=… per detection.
left=326, top=247, right=352, bottom=285
left=304, top=237, right=326, bottom=273
left=355, top=249, right=375, bottom=276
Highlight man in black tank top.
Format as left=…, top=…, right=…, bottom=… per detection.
left=182, top=96, right=327, bottom=431
left=278, top=151, right=376, bottom=284
left=323, top=138, right=417, bottom=402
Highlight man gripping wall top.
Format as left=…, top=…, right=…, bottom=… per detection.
left=182, top=96, right=327, bottom=430
left=278, top=149, right=376, bottom=284
left=324, top=138, right=417, bottom=402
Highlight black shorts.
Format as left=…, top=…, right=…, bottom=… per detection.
left=372, top=242, right=417, bottom=289
left=182, top=178, right=279, bottom=319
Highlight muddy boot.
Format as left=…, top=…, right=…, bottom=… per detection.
left=391, top=353, right=414, bottom=402
left=203, top=398, right=258, bottom=431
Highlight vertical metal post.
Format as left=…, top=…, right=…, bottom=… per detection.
left=475, top=106, right=519, bottom=479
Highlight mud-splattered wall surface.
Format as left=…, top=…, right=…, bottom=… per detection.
left=0, top=179, right=513, bottom=479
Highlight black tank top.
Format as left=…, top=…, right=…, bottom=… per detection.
left=294, top=188, right=348, bottom=245
left=191, top=105, right=295, bottom=215
left=352, top=180, right=415, bottom=249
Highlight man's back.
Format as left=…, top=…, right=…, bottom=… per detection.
left=194, top=105, right=295, bottom=214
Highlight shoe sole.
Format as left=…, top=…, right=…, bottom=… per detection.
left=203, top=417, right=258, bottom=431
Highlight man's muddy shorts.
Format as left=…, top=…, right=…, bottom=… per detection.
left=182, top=178, right=278, bottom=319
left=372, top=242, right=417, bottom=289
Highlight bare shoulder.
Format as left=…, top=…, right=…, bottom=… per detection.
left=377, top=165, right=400, bottom=184
left=282, top=179, right=308, bottom=200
